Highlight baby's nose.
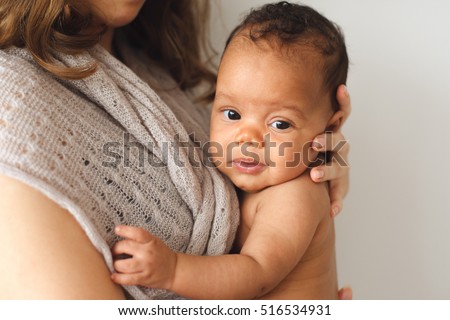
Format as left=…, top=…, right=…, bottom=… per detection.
left=234, top=126, right=265, bottom=148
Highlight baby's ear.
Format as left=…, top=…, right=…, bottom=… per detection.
left=325, top=110, right=345, bottom=132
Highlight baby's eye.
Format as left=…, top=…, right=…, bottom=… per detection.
left=270, top=121, right=291, bottom=130
left=223, top=110, right=241, bottom=120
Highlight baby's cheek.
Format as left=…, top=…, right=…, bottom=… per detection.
left=268, top=145, right=309, bottom=180
left=267, top=143, right=302, bottom=167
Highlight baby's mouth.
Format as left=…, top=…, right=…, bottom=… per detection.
left=232, top=158, right=266, bottom=174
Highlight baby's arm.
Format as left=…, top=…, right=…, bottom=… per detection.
left=112, top=176, right=328, bottom=299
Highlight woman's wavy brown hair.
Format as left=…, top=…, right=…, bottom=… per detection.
left=0, top=0, right=216, bottom=101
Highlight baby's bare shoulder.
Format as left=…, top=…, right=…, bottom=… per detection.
left=264, top=173, right=328, bottom=199
left=257, top=174, right=330, bottom=219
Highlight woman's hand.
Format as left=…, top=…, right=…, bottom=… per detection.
left=310, top=85, right=351, bottom=217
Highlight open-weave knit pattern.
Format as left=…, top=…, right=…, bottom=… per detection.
left=0, top=45, right=239, bottom=299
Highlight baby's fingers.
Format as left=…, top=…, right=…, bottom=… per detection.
left=113, top=255, right=141, bottom=274
left=115, top=225, right=155, bottom=243
left=112, top=239, right=141, bottom=257
left=111, top=272, right=143, bottom=286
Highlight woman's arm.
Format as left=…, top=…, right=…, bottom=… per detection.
left=0, top=174, right=125, bottom=299
left=310, top=84, right=351, bottom=216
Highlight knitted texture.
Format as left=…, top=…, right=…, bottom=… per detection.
left=0, top=45, right=239, bottom=299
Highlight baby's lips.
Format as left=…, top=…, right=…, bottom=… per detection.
left=232, top=158, right=266, bottom=174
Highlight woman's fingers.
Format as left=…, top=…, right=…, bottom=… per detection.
left=311, top=162, right=349, bottom=217
left=329, top=176, right=349, bottom=216
left=311, top=85, right=351, bottom=181
left=310, top=156, right=350, bottom=182
left=336, top=84, right=351, bottom=123
left=310, top=130, right=350, bottom=217
left=338, top=286, right=353, bottom=300
left=311, top=130, right=350, bottom=181
left=311, top=157, right=350, bottom=214
left=310, top=85, right=351, bottom=217
left=312, top=131, right=349, bottom=157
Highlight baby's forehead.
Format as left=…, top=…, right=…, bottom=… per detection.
left=226, top=32, right=324, bottom=70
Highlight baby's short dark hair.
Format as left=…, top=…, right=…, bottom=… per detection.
left=225, top=1, right=349, bottom=111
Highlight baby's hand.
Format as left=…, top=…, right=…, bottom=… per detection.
left=111, top=225, right=177, bottom=290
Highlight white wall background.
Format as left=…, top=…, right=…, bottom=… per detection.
left=209, top=0, right=450, bottom=299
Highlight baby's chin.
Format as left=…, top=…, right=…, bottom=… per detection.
left=233, top=171, right=308, bottom=194
left=236, top=185, right=264, bottom=194
left=233, top=180, right=272, bottom=194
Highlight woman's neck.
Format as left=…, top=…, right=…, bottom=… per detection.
left=99, top=28, right=115, bottom=54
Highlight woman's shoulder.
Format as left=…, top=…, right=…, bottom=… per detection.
left=0, top=47, right=112, bottom=143
left=0, top=47, right=73, bottom=129
left=0, top=48, right=62, bottom=103
left=0, top=47, right=46, bottom=81
left=0, top=48, right=85, bottom=158
left=0, top=173, right=126, bottom=299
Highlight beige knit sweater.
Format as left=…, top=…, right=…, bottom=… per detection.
left=0, top=44, right=239, bottom=299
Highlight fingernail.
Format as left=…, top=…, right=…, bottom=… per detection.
left=339, top=286, right=353, bottom=300
left=312, top=170, right=324, bottom=181
left=312, top=137, right=325, bottom=150
left=115, top=226, right=121, bottom=232
left=332, top=206, right=341, bottom=217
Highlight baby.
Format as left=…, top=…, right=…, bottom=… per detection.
left=111, top=1, right=349, bottom=299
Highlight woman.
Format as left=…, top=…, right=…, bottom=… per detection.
left=0, top=0, right=350, bottom=299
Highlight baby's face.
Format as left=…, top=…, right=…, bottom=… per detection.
left=210, top=39, right=333, bottom=192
